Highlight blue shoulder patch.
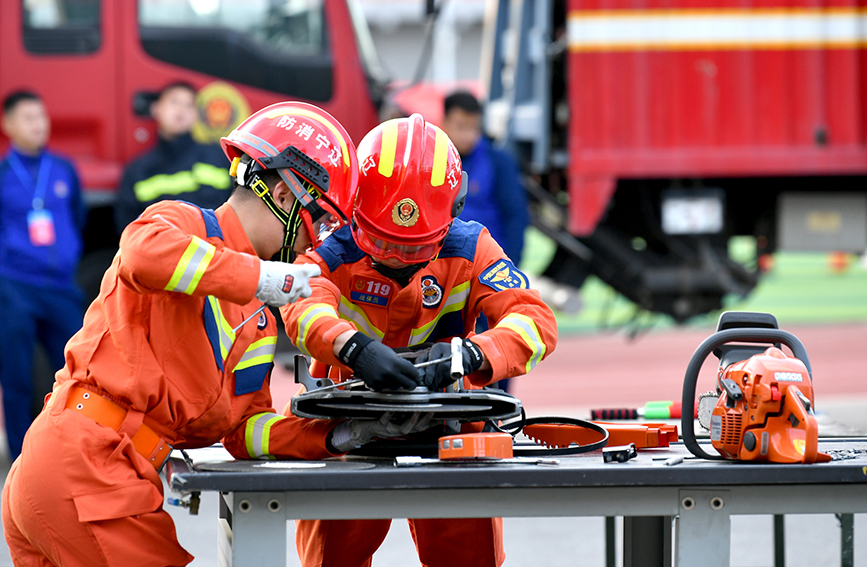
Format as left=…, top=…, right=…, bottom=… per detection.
left=179, top=201, right=223, bottom=240
left=478, top=258, right=530, bottom=291
left=438, top=218, right=483, bottom=261
left=316, top=225, right=367, bottom=273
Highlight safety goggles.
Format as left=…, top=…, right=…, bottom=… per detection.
left=353, top=222, right=443, bottom=264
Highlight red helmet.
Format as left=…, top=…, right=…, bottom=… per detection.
left=353, top=113, right=467, bottom=264
left=221, top=101, right=359, bottom=259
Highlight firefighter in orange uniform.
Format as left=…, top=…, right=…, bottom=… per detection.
left=280, top=114, right=558, bottom=567
left=1, top=102, right=364, bottom=567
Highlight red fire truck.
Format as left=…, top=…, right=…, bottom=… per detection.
left=484, top=0, right=867, bottom=322
left=0, top=0, right=384, bottom=296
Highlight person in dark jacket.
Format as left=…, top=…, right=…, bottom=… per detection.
left=0, top=90, right=86, bottom=459
left=114, top=81, right=231, bottom=231
left=441, top=91, right=529, bottom=392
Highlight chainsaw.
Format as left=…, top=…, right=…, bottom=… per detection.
left=682, top=311, right=830, bottom=464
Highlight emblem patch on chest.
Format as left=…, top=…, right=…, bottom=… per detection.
left=350, top=275, right=392, bottom=307
left=421, top=276, right=444, bottom=308
left=479, top=258, right=529, bottom=291
left=257, top=310, right=268, bottom=329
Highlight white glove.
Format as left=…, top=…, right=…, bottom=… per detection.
left=255, top=261, right=321, bottom=306
left=330, top=412, right=435, bottom=453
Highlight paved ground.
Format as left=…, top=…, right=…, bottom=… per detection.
left=1, top=323, right=866, bottom=566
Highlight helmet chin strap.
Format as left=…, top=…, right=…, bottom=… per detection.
left=235, top=152, right=330, bottom=264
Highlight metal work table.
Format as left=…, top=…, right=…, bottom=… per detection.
left=167, top=439, right=867, bottom=567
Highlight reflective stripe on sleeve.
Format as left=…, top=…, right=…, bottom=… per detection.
left=133, top=163, right=230, bottom=202
left=295, top=304, right=339, bottom=356
left=409, top=282, right=470, bottom=346
left=495, top=313, right=546, bottom=373
left=165, top=236, right=216, bottom=295
left=338, top=297, right=385, bottom=342
left=233, top=336, right=277, bottom=372
left=245, top=412, right=286, bottom=459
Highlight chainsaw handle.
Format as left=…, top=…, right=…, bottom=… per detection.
left=682, top=328, right=812, bottom=460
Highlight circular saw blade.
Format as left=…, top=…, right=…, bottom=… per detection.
left=292, top=389, right=520, bottom=422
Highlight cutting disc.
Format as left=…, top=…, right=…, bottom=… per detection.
left=291, top=389, right=521, bottom=421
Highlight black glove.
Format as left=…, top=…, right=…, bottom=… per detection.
left=415, top=338, right=484, bottom=391
left=338, top=332, right=421, bottom=391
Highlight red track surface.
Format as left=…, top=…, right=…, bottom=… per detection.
left=270, top=323, right=867, bottom=416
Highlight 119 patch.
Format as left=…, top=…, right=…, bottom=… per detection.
left=479, top=258, right=529, bottom=291
left=350, top=275, right=392, bottom=307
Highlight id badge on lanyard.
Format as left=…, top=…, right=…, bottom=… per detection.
left=28, top=207, right=56, bottom=246
left=9, top=151, right=55, bottom=246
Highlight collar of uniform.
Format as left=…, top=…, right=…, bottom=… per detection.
left=157, top=132, right=195, bottom=155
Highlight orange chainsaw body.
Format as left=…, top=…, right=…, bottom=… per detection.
left=711, top=346, right=830, bottom=463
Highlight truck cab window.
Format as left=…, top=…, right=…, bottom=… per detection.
left=139, top=0, right=333, bottom=102
left=22, top=0, right=101, bottom=54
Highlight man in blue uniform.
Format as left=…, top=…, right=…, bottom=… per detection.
left=441, top=91, right=529, bottom=392
left=0, top=90, right=85, bottom=459
left=114, top=81, right=231, bottom=231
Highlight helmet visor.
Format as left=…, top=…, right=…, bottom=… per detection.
left=354, top=222, right=442, bottom=264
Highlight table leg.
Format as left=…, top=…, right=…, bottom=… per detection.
left=675, top=490, right=731, bottom=567
left=219, top=491, right=287, bottom=567
left=623, top=516, right=672, bottom=567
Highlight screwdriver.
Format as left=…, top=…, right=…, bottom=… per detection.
left=590, top=401, right=698, bottom=420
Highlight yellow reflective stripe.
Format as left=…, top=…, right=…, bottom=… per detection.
left=338, top=296, right=385, bottom=341
left=206, top=296, right=236, bottom=361
left=378, top=119, right=398, bottom=177
left=431, top=127, right=448, bottom=187
left=263, top=107, right=351, bottom=167
left=408, top=282, right=471, bottom=346
left=496, top=313, right=546, bottom=373
left=133, top=163, right=229, bottom=202
left=165, top=236, right=216, bottom=295
left=245, top=412, right=285, bottom=459
left=192, top=162, right=232, bottom=189
left=233, top=336, right=277, bottom=372
left=296, top=304, right=339, bottom=356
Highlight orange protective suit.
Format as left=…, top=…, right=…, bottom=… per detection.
left=280, top=219, right=558, bottom=567
left=2, top=201, right=338, bottom=567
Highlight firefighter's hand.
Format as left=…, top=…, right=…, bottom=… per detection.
left=416, top=339, right=484, bottom=391
left=329, top=412, right=435, bottom=453
left=256, top=261, right=320, bottom=306
left=338, top=332, right=421, bottom=391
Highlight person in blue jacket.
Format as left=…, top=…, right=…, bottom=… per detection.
left=441, top=91, right=529, bottom=392
left=0, top=90, right=85, bottom=459
left=114, top=81, right=231, bottom=232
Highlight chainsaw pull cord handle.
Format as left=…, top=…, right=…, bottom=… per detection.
left=682, top=328, right=812, bottom=460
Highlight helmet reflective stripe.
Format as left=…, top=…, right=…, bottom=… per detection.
left=431, top=128, right=448, bottom=187
left=245, top=412, right=285, bottom=459
left=379, top=119, right=398, bottom=177
left=495, top=313, right=546, bottom=373
left=263, top=106, right=351, bottom=168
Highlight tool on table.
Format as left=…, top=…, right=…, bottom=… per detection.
left=524, top=421, right=676, bottom=450
left=439, top=432, right=514, bottom=460
left=682, top=311, right=831, bottom=464
left=602, top=443, right=638, bottom=463
left=591, top=401, right=697, bottom=420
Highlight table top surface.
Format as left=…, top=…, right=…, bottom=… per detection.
left=167, top=438, right=867, bottom=495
